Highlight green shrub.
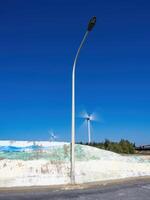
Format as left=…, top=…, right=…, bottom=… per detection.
left=79, top=139, right=135, bottom=154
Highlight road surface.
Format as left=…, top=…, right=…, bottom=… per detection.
left=0, top=179, right=150, bottom=199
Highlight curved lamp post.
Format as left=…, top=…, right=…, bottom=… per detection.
left=71, top=16, right=96, bottom=184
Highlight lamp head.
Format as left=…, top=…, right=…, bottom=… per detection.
left=87, top=16, right=96, bottom=32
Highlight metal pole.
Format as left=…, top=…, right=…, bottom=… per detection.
left=71, top=31, right=89, bottom=184
left=71, top=16, right=96, bottom=184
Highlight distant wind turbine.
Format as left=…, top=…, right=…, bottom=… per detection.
left=48, top=130, right=58, bottom=141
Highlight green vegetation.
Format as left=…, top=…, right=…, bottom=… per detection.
left=79, top=139, right=135, bottom=154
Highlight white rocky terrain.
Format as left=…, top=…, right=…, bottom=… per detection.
left=0, top=140, right=150, bottom=187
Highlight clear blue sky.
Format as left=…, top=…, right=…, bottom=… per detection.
left=0, top=0, right=150, bottom=145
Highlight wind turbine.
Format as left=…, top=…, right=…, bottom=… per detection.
left=48, top=130, right=57, bottom=141
left=81, top=111, right=97, bottom=144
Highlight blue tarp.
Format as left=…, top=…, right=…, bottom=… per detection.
left=0, top=145, right=43, bottom=152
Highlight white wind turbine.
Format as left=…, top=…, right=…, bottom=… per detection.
left=48, top=130, right=58, bottom=141
left=80, top=111, right=97, bottom=144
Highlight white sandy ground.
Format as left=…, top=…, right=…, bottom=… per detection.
left=0, top=141, right=150, bottom=187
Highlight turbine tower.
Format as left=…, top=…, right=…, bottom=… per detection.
left=86, top=114, right=92, bottom=144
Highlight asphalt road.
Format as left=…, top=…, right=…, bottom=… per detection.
left=0, top=179, right=150, bottom=200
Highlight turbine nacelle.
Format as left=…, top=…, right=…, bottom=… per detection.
left=86, top=115, right=92, bottom=121
left=80, top=111, right=97, bottom=122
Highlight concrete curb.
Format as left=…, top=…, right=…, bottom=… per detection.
left=0, top=176, right=150, bottom=193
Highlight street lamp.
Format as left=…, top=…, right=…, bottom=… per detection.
left=71, top=16, right=96, bottom=184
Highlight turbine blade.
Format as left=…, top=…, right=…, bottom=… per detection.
left=90, top=112, right=98, bottom=121
left=79, top=110, right=89, bottom=119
